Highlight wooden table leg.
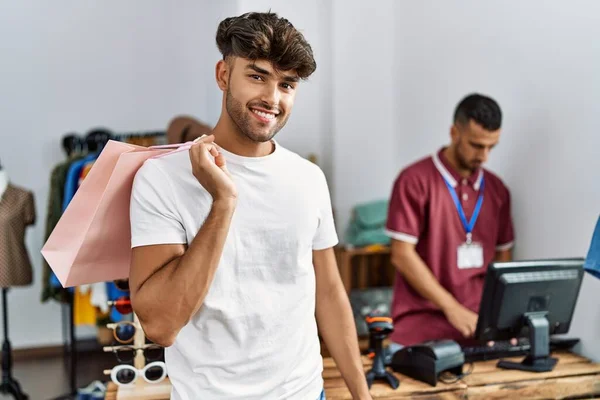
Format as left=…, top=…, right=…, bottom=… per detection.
left=358, top=255, right=368, bottom=289
left=387, top=256, right=395, bottom=286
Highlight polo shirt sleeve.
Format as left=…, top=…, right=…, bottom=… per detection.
left=385, top=170, right=425, bottom=245
left=496, top=187, right=515, bottom=251
left=130, top=160, right=187, bottom=248
left=312, top=168, right=339, bottom=250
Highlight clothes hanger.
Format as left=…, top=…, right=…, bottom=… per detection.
left=85, top=128, right=112, bottom=153
left=62, top=133, right=80, bottom=157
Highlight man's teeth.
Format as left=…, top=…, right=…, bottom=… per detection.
left=252, top=109, right=276, bottom=120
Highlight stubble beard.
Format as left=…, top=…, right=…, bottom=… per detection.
left=225, top=88, right=288, bottom=143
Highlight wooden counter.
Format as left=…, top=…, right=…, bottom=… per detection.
left=105, top=351, right=600, bottom=399
left=323, top=350, right=600, bottom=399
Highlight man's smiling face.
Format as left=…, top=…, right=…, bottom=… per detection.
left=225, top=57, right=299, bottom=143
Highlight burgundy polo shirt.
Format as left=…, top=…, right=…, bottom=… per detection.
left=385, top=148, right=514, bottom=346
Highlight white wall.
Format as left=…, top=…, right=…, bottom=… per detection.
left=393, top=0, right=600, bottom=359
left=169, top=0, right=240, bottom=126
left=0, top=0, right=234, bottom=348
left=569, top=273, right=600, bottom=362
left=331, top=0, right=398, bottom=236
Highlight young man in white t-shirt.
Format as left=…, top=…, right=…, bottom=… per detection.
left=128, top=12, right=372, bottom=400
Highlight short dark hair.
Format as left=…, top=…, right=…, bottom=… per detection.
left=216, top=12, right=316, bottom=79
left=453, top=93, right=502, bottom=131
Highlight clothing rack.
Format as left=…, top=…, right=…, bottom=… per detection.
left=112, top=130, right=166, bottom=141
left=49, top=128, right=165, bottom=399
left=62, top=129, right=166, bottom=156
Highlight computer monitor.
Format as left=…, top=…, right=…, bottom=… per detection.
left=474, top=258, right=584, bottom=372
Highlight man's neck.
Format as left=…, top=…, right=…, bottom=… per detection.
left=0, top=170, right=8, bottom=198
left=211, top=115, right=274, bottom=158
left=443, top=146, right=473, bottom=178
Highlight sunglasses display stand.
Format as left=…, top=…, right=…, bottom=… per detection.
left=104, top=312, right=171, bottom=400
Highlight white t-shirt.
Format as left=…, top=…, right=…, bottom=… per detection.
left=130, top=140, right=338, bottom=400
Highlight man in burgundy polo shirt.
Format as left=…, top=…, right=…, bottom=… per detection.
left=385, top=93, right=514, bottom=347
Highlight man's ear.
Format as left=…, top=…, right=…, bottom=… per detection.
left=450, top=123, right=460, bottom=143
left=216, top=59, right=229, bottom=91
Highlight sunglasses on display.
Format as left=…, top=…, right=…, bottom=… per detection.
left=107, top=321, right=138, bottom=344
left=107, top=296, right=132, bottom=315
left=112, top=344, right=164, bottom=364
left=113, top=279, right=130, bottom=292
left=110, top=361, right=167, bottom=387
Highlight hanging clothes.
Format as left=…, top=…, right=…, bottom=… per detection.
left=73, top=287, right=96, bottom=326
left=90, top=281, right=109, bottom=313
left=41, top=155, right=84, bottom=302
left=62, top=153, right=98, bottom=212
left=43, top=131, right=166, bottom=325
left=78, top=160, right=95, bottom=187
left=47, top=153, right=100, bottom=292
left=62, top=153, right=104, bottom=326
left=73, top=284, right=111, bottom=326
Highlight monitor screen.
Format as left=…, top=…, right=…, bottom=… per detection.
left=474, top=258, right=584, bottom=372
left=475, top=258, right=584, bottom=342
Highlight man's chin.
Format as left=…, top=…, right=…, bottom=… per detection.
left=243, top=130, right=276, bottom=143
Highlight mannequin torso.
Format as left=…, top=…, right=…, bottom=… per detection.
left=0, top=179, right=36, bottom=287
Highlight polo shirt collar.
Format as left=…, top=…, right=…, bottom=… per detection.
left=432, top=148, right=483, bottom=190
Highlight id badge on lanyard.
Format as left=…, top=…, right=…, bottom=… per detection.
left=444, top=178, right=485, bottom=269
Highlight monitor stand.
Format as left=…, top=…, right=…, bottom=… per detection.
left=497, top=311, right=558, bottom=372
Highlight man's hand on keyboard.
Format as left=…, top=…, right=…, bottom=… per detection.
left=443, top=303, right=478, bottom=338
left=487, top=338, right=518, bottom=347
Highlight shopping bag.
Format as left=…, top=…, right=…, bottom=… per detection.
left=41, top=139, right=196, bottom=287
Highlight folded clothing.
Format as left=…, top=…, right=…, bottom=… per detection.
left=584, top=215, right=600, bottom=280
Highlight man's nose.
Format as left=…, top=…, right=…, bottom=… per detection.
left=260, top=83, right=281, bottom=107
left=480, top=148, right=490, bottom=163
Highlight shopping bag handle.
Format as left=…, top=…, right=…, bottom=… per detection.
left=149, top=135, right=208, bottom=159
left=148, top=135, right=206, bottom=150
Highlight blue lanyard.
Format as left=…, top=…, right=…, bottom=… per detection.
left=443, top=177, right=485, bottom=243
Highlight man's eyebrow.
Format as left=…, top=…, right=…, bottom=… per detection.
left=469, top=141, right=484, bottom=147
left=246, top=64, right=299, bottom=83
left=246, top=64, right=271, bottom=76
left=282, top=75, right=299, bottom=83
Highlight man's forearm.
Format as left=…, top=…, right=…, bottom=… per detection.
left=132, top=199, right=235, bottom=345
left=317, top=285, right=371, bottom=400
left=392, top=250, right=458, bottom=312
left=495, top=248, right=512, bottom=262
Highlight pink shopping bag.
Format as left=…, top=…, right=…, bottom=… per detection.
left=41, top=139, right=196, bottom=287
